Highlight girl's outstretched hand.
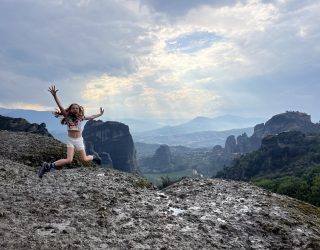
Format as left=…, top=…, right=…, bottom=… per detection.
left=48, top=85, right=58, bottom=96
left=99, top=107, right=104, bottom=116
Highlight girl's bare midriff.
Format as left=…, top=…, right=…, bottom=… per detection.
left=68, top=130, right=81, bottom=138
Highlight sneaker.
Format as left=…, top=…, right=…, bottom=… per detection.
left=38, top=162, right=50, bottom=178
left=92, top=155, right=102, bottom=165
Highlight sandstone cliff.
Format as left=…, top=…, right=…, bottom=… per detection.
left=83, top=120, right=138, bottom=173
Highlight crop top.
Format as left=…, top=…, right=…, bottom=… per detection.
left=66, top=116, right=84, bottom=131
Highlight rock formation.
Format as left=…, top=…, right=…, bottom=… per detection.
left=224, top=135, right=237, bottom=155
left=0, top=115, right=52, bottom=137
left=214, top=111, right=320, bottom=162
left=228, top=111, right=320, bottom=155
left=83, top=120, right=138, bottom=173
left=141, top=144, right=173, bottom=172
left=219, top=131, right=313, bottom=180
left=207, top=112, right=320, bottom=177
left=1, top=158, right=320, bottom=249
left=151, top=144, right=172, bottom=170
left=253, top=111, right=320, bottom=138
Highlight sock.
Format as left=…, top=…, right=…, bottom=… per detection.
left=49, top=162, right=56, bottom=169
left=93, top=155, right=102, bottom=165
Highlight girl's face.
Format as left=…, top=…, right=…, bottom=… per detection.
left=70, top=104, right=80, bottom=114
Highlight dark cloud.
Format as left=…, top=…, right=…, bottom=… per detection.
left=140, top=0, right=241, bottom=17
left=0, top=0, right=152, bottom=82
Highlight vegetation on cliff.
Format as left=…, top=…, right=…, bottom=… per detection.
left=216, top=131, right=320, bottom=206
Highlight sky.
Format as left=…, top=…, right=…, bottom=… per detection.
left=0, top=0, right=319, bottom=123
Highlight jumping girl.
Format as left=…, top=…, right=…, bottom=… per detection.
left=38, top=85, right=104, bottom=178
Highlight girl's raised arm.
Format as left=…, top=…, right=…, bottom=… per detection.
left=84, top=107, right=104, bottom=120
left=48, top=85, right=67, bottom=117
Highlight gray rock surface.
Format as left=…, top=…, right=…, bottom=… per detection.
left=0, top=130, right=95, bottom=168
left=1, top=157, right=319, bottom=249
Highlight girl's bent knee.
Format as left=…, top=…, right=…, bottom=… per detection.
left=66, top=159, right=73, bottom=164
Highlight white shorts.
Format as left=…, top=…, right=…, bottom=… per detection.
left=66, top=136, right=85, bottom=151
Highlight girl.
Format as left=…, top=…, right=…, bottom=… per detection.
left=38, top=85, right=104, bottom=178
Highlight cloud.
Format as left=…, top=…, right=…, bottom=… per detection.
left=66, top=0, right=320, bottom=120
left=140, top=0, right=241, bottom=17
left=0, top=0, right=319, bottom=122
left=0, top=102, right=49, bottom=111
left=0, top=0, right=153, bottom=81
left=120, top=86, right=222, bottom=120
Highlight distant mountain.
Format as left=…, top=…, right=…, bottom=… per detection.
left=133, top=127, right=254, bottom=148
left=139, top=115, right=264, bottom=136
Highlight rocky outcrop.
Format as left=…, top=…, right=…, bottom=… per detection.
left=152, top=144, right=172, bottom=168
left=216, top=131, right=320, bottom=206
left=253, top=111, right=320, bottom=138
left=217, top=130, right=319, bottom=182
left=215, top=111, right=320, bottom=162
left=1, top=159, right=320, bottom=249
left=83, top=120, right=138, bottom=173
left=0, top=130, right=94, bottom=168
left=208, top=112, right=320, bottom=177
left=226, top=111, right=320, bottom=156
left=208, top=145, right=233, bottom=176
left=140, top=144, right=174, bottom=173
left=0, top=115, right=52, bottom=137
left=224, top=135, right=237, bottom=155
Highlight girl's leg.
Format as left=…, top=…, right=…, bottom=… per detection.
left=54, top=147, right=75, bottom=167
left=78, top=149, right=93, bottom=162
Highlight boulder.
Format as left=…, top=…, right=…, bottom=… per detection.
left=83, top=120, right=138, bottom=173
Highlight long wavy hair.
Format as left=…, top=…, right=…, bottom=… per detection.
left=53, top=103, right=85, bottom=125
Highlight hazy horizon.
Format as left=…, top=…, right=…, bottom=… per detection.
left=2, top=105, right=320, bottom=127
left=1, top=0, right=319, bottom=122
